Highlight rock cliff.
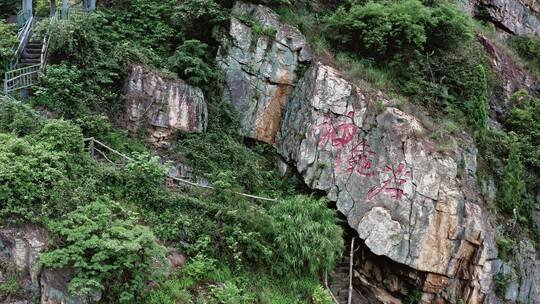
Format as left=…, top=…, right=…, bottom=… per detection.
left=460, top=0, right=540, bottom=36
left=125, top=65, right=208, bottom=146
left=219, top=2, right=540, bottom=303
left=217, top=2, right=312, bottom=143
left=276, top=63, right=501, bottom=303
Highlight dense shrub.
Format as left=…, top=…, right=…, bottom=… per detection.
left=168, top=40, right=215, bottom=87
left=498, top=137, right=527, bottom=216
left=32, top=64, right=87, bottom=117
left=324, top=0, right=472, bottom=62
left=510, top=35, right=540, bottom=75
left=171, top=0, right=227, bottom=39
left=0, top=21, right=18, bottom=76
left=124, top=152, right=169, bottom=206
left=39, top=198, right=166, bottom=303
left=466, top=65, right=489, bottom=143
left=270, top=196, right=343, bottom=276
left=0, top=119, right=88, bottom=223
left=323, top=0, right=486, bottom=140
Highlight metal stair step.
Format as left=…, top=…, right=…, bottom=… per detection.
left=23, top=52, right=41, bottom=59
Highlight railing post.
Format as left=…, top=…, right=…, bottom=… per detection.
left=3, top=73, right=8, bottom=96
left=348, top=237, right=355, bottom=304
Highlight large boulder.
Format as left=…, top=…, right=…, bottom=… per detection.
left=125, top=65, right=208, bottom=146
left=217, top=1, right=312, bottom=143
left=276, top=63, right=510, bottom=303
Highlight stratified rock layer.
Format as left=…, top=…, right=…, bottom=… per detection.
left=460, top=0, right=540, bottom=35
left=480, top=0, right=540, bottom=35
left=218, top=1, right=312, bottom=143
left=276, top=63, right=506, bottom=303
left=126, top=65, right=207, bottom=146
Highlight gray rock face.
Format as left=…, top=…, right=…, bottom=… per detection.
left=126, top=65, right=208, bottom=146
left=0, top=225, right=49, bottom=290
left=276, top=63, right=508, bottom=303
left=217, top=1, right=312, bottom=143
left=460, top=0, right=540, bottom=36
left=493, top=240, right=540, bottom=304
left=479, top=0, right=540, bottom=36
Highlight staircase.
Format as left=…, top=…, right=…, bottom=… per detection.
left=330, top=255, right=352, bottom=303
left=21, top=41, right=43, bottom=66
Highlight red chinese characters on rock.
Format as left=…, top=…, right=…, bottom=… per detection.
left=314, top=113, right=412, bottom=202
left=346, top=139, right=376, bottom=177
left=316, top=111, right=357, bottom=149
left=367, top=163, right=412, bottom=201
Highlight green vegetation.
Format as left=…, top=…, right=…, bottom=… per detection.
left=510, top=35, right=540, bottom=76
left=2, top=0, right=540, bottom=302
left=496, top=237, right=516, bottom=262
left=499, top=138, right=527, bottom=216
left=493, top=271, right=516, bottom=297
left=0, top=259, right=25, bottom=300
left=167, top=39, right=215, bottom=87
left=0, top=21, right=18, bottom=76
left=39, top=199, right=167, bottom=303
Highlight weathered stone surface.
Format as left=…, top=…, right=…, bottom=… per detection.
left=460, top=0, right=540, bottom=36
left=217, top=1, right=312, bottom=143
left=126, top=65, right=207, bottom=146
left=276, top=63, right=509, bottom=303
left=479, top=0, right=540, bottom=36
left=167, top=249, right=187, bottom=269
left=0, top=225, right=49, bottom=289
left=478, top=34, right=540, bottom=121
left=492, top=240, right=540, bottom=303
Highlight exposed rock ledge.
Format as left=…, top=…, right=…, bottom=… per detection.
left=217, top=1, right=312, bottom=143
left=460, top=0, right=540, bottom=36
left=276, top=63, right=504, bottom=303
left=125, top=65, right=208, bottom=146
left=218, top=2, right=540, bottom=303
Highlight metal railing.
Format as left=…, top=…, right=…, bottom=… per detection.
left=51, top=5, right=88, bottom=22
left=84, top=137, right=278, bottom=202
left=12, top=15, right=35, bottom=69
left=3, top=64, right=41, bottom=95
left=2, top=3, right=94, bottom=98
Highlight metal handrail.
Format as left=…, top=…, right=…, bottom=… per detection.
left=12, top=16, right=35, bottom=69
left=3, top=64, right=41, bottom=95
left=84, top=137, right=279, bottom=202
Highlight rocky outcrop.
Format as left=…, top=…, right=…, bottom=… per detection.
left=479, top=0, right=539, bottom=36
left=217, top=1, right=312, bottom=143
left=0, top=225, right=49, bottom=293
left=0, top=225, right=99, bottom=304
left=40, top=268, right=101, bottom=304
left=492, top=240, right=540, bottom=303
left=215, top=3, right=540, bottom=302
left=478, top=34, right=540, bottom=121
left=460, top=0, right=540, bottom=36
left=125, top=65, right=208, bottom=146
left=276, top=63, right=510, bottom=303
